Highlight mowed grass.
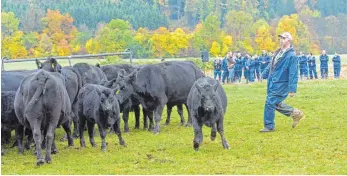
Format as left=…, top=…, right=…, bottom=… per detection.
left=1, top=79, right=347, bottom=174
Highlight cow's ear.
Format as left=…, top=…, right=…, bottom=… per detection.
left=195, top=83, right=202, bottom=93
left=127, top=70, right=137, bottom=83
left=51, top=58, right=62, bottom=73
left=36, top=59, right=42, bottom=69
left=117, top=69, right=126, bottom=79
left=95, top=63, right=101, bottom=68
left=213, top=81, right=218, bottom=92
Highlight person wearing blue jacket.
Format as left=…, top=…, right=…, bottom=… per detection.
left=260, top=32, right=304, bottom=132
left=260, top=50, right=271, bottom=74
left=307, top=53, right=318, bottom=79
left=242, top=55, right=248, bottom=81
left=332, top=52, right=341, bottom=79
left=254, top=55, right=262, bottom=81
left=298, top=52, right=308, bottom=80
left=246, top=55, right=257, bottom=83
left=319, top=50, right=329, bottom=79
left=235, top=53, right=243, bottom=83
left=221, top=55, right=229, bottom=84
left=213, top=59, right=222, bottom=81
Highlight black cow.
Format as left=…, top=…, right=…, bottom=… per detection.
left=73, top=63, right=107, bottom=85
left=187, top=77, right=229, bottom=151
left=1, top=70, right=34, bottom=150
left=1, top=91, right=17, bottom=144
left=14, top=70, right=73, bottom=165
left=1, top=70, right=35, bottom=91
left=78, top=84, right=126, bottom=152
left=36, top=58, right=82, bottom=138
left=116, top=61, right=204, bottom=134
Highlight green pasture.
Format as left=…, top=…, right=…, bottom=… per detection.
left=1, top=79, right=347, bottom=174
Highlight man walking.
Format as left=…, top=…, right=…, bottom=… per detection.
left=260, top=32, right=304, bottom=132
left=320, top=50, right=329, bottom=79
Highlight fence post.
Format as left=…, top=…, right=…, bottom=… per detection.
left=130, top=51, right=133, bottom=64
left=2, top=57, right=6, bottom=71
left=68, top=56, right=72, bottom=66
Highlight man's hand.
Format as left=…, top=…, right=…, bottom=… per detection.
left=289, top=92, right=295, bottom=97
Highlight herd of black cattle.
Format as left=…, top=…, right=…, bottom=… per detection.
left=1, top=58, right=229, bottom=165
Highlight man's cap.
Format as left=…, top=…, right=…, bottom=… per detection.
left=278, top=32, right=293, bottom=41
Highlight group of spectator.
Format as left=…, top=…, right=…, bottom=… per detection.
left=213, top=50, right=342, bottom=84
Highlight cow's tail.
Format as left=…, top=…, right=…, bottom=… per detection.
left=70, top=67, right=83, bottom=103
left=24, top=72, right=49, bottom=115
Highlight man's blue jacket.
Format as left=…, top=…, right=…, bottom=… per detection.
left=262, top=47, right=298, bottom=102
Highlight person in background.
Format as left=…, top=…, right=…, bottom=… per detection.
left=260, top=50, right=271, bottom=75
left=221, top=53, right=229, bottom=84
left=243, top=54, right=251, bottom=84
left=320, top=50, right=329, bottom=79
left=213, top=59, right=222, bottom=81
left=247, top=55, right=257, bottom=83
left=227, top=52, right=236, bottom=83
left=254, top=54, right=262, bottom=82
left=299, top=52, right=308, bottom=80
left=260, top=32, right=304, bottom=132
left=332, top=52, right=341, bottom=79
left=307, top=53, right=318, bottom=79
left=235, top=52, right=243, bottom=83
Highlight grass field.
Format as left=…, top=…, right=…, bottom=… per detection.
left=1, top=79, right=347, bottom=174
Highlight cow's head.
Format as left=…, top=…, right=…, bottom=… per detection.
left=99, top=88, right=118, bottom=127
left=195, top=80, right=219, bottom=112
left=115, top=69, right=137, bottom=105
left=36, top=58, right=62, bottom=73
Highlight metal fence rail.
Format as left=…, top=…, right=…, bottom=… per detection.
left=1, top=51, right=132, bottom=71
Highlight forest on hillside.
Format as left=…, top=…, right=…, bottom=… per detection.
left=1, top=0, right=347, bottom=59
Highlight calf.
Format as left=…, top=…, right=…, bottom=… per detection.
left=187, top=77, right=229, bottom=151
left=78, top=84, right=126, bottom=152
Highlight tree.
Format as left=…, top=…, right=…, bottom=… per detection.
left=1, top=11, right=20, bottom=36
left=255, top=24, right=275, bottom=53
left=96, top=19, right=134, bottom=53
left=224, top=10, right=253, bottom=40
left=210, top=41, right=221, bottom=57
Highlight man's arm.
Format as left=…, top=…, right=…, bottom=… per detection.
left=261, top=64, right=271, bottom=79
left=289, top=56, right=299, bottom=93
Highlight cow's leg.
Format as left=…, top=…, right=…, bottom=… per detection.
left=87, top=121, right=96, bottom=147
left=122, top=108, right=130, bottom=133
left=97, top=123, right=107, bottom=152
left=143, top=109, right=148, bottom=129
left=185, top=103, right=192, bottom=127
left=134, top=105, right=140, bottom=129
left=51, top=134, right=58, bottom=154
left=45, top=124, right=55, bottom=163
left=79, top=116, right=86, bottom=148
left=165, top=104, right=173, bottom=126
left=177, top=104, right=185, bottom=126
left=25, top=129, right=33, bottom=150
left=210, top=123, right=217, bottom=141
left=62, top=121, right=74, bottom=147
left=41, top=128, right=47, bottom=150
left=114, top=119, right=126, bottom=147
left=15, top=125, right=24, bottom=154
left=72, top=102, right=79, bottom=138
left=32, top=122, right=45, bottom=165
left=153, top=97, right=167, bottom=134
left=192, top=117, right=203, bottom=151
left=217, top=118, right=229, bottom=149
left=147, top=111, right=154, bottom=131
